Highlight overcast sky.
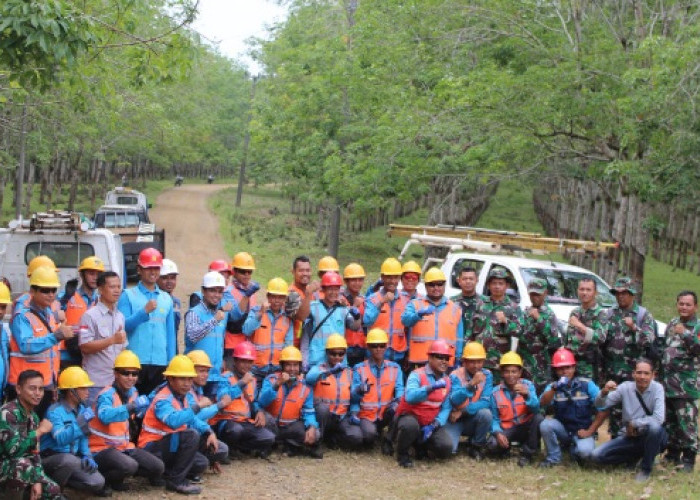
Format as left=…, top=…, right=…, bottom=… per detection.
left=191, top=0, right=288, bottom=72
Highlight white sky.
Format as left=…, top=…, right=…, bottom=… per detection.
left=191, top=0, right=288, bottom=73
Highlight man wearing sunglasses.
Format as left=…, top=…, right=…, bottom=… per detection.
left=89, top=350, right=164, bottom=494
left=402, top=268, right=463, bottom=371
left=350, top=328, right=404, bottom=453
left=306, top=334, right=362, bottom=450
left=394, top=339, right=455, bottom=468
left=9, top=266, right=75, bottom=418
left=80, top=271, right=127, bottom=406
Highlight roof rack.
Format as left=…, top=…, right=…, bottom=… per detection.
left=9, top=211, right=88, bottom=233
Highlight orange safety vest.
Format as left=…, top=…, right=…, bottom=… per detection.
left=89, top=387, right=136, bottom=452
left=225, top=285, right=257, bottom=350
left=9, top=309, right=59, bottom=386
left=210, top=372, right=255, bottom=424
left=313, top=365, right=352, bottom=416
left=65, top=292, right=90, bottom=326
left=138, top=385, right=189, bottom=447
left=289, top=283, right=305, bottom=348
left=407, top=298, right=461, bottom=365
left=369, top=293, right=408, bottom=353
left=451, top=367, right=485, bottom=411
left=395, top=368, right=451, bottom=426
left=492, top=381, right=533, bottom=429
left=251, top=312, right=291, bottom=367
left=265, top=375, right=310, bottom=427
left=345, top=296, right=366, bottom=349
left=356, top=360, right=400, bottom=422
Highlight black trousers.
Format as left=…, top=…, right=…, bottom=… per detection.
left=135, top=364, right=166, bottom=397
left=269, top=419, right=321, bottom=453
left=94, top=447, right=164, bottom=487
left=394, top=414, right=452, bottom=459
left=487, top=413, right=544, bottom=458
left=216, top=419, right=275, bottom=453
left=315, top=404, right=363, bottom=449
left=143, top=429, right=205, bottom=487
left=359, top=406, right=395, bottom=446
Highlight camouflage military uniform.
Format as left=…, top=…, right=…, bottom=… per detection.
left=475, top=297, right=523, bottom=383
left=452, top=293, right=489, bottom=342
left=662, top=315, right=700, bottom=463
left=563, top=305, right=607, bottom=382
left=519, top=302, right=561, bottom=392
left=0, top=401, right=62, bottom=499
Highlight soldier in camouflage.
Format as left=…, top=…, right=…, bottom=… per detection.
left=451, top=266, right=488, bottom=342
left=602, top=277, right=656, bottom=437
left=474, top=268, right=523, bottom=383
left=0, top=369, right=63, bottom=499
left=518, top=278, right=561, bottom=393
left=661, top=290, right=700, bottom=472
left=563, top=278, right=607, bottom=382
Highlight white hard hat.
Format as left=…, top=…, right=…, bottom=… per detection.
left=161, top=258, right=179, bottom=276
left=202, top=271, right=226, bottom=289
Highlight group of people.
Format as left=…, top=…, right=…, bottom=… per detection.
left=0, top=249, right=698, bottom=499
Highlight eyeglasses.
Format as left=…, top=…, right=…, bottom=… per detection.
left=426, top=282, right=446, bottom=288
left=369, top=344, right=387, bottom=349
left=235, top=269, right=253, bottom=275
left=116, top=370, right=139, bottom=377
left=37, top=287, right=58, bottom=294
left=327, top=350, right=346, bottom=357
left=433, top=354, right=450, bottom=361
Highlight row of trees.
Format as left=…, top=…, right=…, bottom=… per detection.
left=1, top=0, right=252, bottom=218
left=248, top=0, right=700, bottom=291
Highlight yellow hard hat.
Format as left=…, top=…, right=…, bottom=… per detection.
left=267, top=277, right=289, bottom=296
left=462, top=342, right=486, bottom=360
left=343, top=263, right=366, bottom=279
left=78, top=256, right=105, bottom=272
left=325, top=334, right=348, bottom=350
left=29, top=266, right=60, bottom=288
left=58, top=366, right=94, bottom=389
left=0, top=282, right=11, bottom=304
left=380, top=258, right=402, bottom=276
left=279, top=346, right=303, bottom=363
left=401, top=261, right=422, bottom=276
left=27, top=255, right=57, bottom=277
left=162, top=355, right=197, bottom=377
left=318, top=256, right=339, bottom=272
left=231, top=252, right=256, bottom=271
left=187, top=350, right=213, bottom=368
left=366, top=328, right=389, bottom=345
left=114, top=350, right=141, bottom=370
left=424, top=267, right=446, bottom=284
left=500, top=351, right=523, bottom=367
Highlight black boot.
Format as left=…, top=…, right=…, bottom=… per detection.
left=662, top=448, right=681, bottom=466
left=682, top=450, right=696, bottom=473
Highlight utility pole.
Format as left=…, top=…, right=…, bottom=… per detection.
left=236, top=75, right=258, bottom=207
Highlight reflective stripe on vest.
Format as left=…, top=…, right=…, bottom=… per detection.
left=211, top=372, right=255, bottom=424
left=344, top=296, right=366, bottom=348
left=452, top=367, right=485, bottom=411
left=395, top=368, right=451, bottom=426
left=137, top=386, right=188, bottom=447
left=408, top=299, right=460, bottom=364
left=225, top=285, right=257, bottom=350
left=357, top=361, right=399, bottom=421
left=492, top=381, right=533, bottom=429
left=266, top=375, right=309, bottom=426
left=369, top=292, right=408, bottom=353
left=252, top=312, right=290, bottom=367
left=89, top=387, right=135, bottom=452
left=65, top=293, right=89, bottom=326
left=9, top=310, right=59, bottom=386
left=313, top=366, right=352, bottom=416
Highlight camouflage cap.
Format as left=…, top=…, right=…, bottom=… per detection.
left=486, top=267, right=510, bottom=284
left=527, top=278, right=548, bottom=294
left=610, top=276, right=636, bottom=295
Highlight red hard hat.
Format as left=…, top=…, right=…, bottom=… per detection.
left=321, top=271, right=343, bottom=288
left=233, top=341, right=256, bottom=361
left=138, top=248, right=163, bottom=268
left=428, top=339, right=452, bottom=357
left=208, top=259, right=231, bottom=273
left=551, top=348, right=576, bottom=368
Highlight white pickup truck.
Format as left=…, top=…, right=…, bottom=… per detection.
left=0, top=211, right=125, bottom=298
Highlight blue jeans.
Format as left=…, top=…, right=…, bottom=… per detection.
left=591, top=422, right=667, bottom=473
left=540, top=417, right=595, bottom=463
left=444, top=408, right=492, bottom=453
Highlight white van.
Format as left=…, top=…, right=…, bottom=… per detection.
left=0, top=211, right=125, bottom=298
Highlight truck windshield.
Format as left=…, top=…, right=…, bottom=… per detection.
left=519, top=268, right=615, bottom=307
left=94, top=212, right=145, bottom=228
left=115, top=196, right=138, bottom=205
left=25, top=242, right=95, bottom=269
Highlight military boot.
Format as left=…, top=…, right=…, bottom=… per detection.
left=682, top=450, right=696, bottom=473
